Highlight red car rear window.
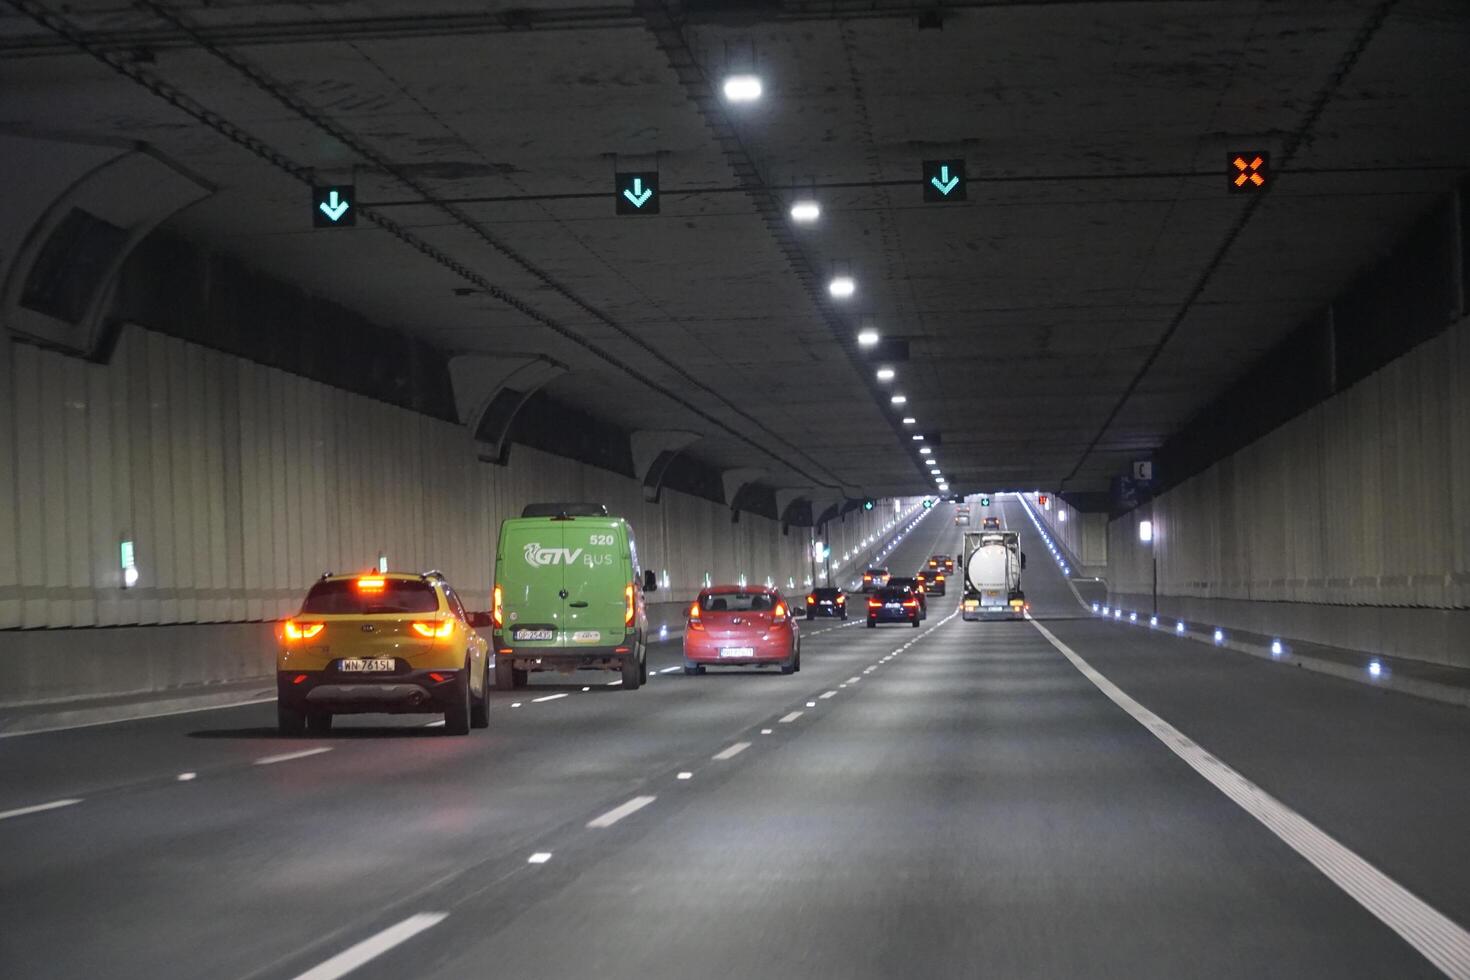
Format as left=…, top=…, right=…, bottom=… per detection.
left=700, top=592, right=776, bottom=612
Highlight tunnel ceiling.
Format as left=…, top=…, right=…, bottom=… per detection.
left=3, top=0, right=1469, bottom=498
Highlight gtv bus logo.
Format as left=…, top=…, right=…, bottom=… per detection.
left=524, top=543, right=584, bottom=567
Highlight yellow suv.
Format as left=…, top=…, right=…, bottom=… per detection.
left=276, top=571, right=490, bottom=735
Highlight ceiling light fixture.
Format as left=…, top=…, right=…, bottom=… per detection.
left=857, top=328, right=879, bottom=347
left=789, top=200, right=820, bottom=223
left=876, top=367, right=895, bottom=381
left=890, top=394, right=907, bottom=405
left=828, top=276, right=856, bottom=299
left=722, top=74, right=763, bottom=102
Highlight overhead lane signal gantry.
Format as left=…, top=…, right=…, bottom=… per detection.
left=922, top=159, right=967, bottom=202
left=616, top=172, right=659, bottom=214
left=312, top=184, right=355, bottom=227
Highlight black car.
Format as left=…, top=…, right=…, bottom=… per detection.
left=866, top=586, right=922, bottom=628
left=805, top=587, right=848, bottom=620
left=918, top=570, right=948, bottom=597
left=887, top=577, right=927, bottom=619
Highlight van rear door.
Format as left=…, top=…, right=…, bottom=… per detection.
left=499, top=520, right=566, bottom=645
left=561, top=519, right=628, bottom=647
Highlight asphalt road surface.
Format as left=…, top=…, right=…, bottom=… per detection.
left=3, top=500, right=1468, bottom=979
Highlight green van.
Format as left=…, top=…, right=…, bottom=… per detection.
left=491, top=503, right=657, bottom=691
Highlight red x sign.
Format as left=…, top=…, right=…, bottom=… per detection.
left=1229, top=152, right=1270, bottom=192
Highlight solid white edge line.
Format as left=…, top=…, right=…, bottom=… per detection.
left=254, top=747, right=333, bottom=766
left=1027, top=616, right=1470, bottom=979
left=587, top=795, right=657, bottom=829
left=0, top=696, right=278, bottom=739
left=532, top=693, right=568, bottom=703
left=0, top=798, right=83, bottom=821
left=291, top=912, right=448, bottom=980
left=778, top=711, right=803, bottom=723
left=712, top=741, right=750, bottom=761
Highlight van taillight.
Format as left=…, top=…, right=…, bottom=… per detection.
left=492, top=585, right=504, bottom=628
left=624, top=583, right=635, bottom=626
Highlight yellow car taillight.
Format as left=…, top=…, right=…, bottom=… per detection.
left=411, top=620, right=454, bottom=639
left=283, top=620, right=324, bottom=641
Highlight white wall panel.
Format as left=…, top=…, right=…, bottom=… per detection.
left=1109, top=314, right=1470, bottom=612
left=0, top=327, right=815, bottom=628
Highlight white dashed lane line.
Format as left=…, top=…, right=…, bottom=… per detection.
left=820, top=691, right=837, bottom=699
left=532, top=694, right=568, bottom=703
left=778, top=711, right=804, bottom=724
left=587, top=795, right=657, bottom=829
left=712, top=742, right=750, bottom=761
left=0, top=798, right=83, bottom=822
left=254, top=747, right=333, bottom=767
left=291, top=912, right=448, bottom=980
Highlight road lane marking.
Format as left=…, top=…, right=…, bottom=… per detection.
left=712, top=742, right=750, bottom=761
left=0, top=798, right=82, bottom=821
left=805, top=701, right=817, bottom=707
left=423, top=720, right=445, bottom=727
left=587, top=795, right=657, bottom=829
left=607, top=679, right=623, bottom=686
left=532, top=694, right=568, bottom=703
left=778, top=711, right=803, bottom=723
left=527, top=852, right=552, bottom=864
left=292, top=912, right=448, bottom=980
left=760, top=728, right=773, bottom=735
left=1029, top=616, right=1470, bottom=980
left=847, top=676, right=861, bottom=683
left=177, top=772, right=197, bottom=782
left=677, top=772, right=693, bottom=780
left=254, top=747, right=332, bottom=766
left=660, top=666, right=681, bottom=674
left=820, top=691, right=837, bottom=699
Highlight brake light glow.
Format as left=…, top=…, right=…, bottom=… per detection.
left=292, top=673, right=309, bottom=685
left=411, top=620, right=454, bottom=639
left=835, top=595, right=845, bottom=604
left=688, top=601, right=703, bottom=631
left=283, top=620, right=324, bottom=641
left=428, top=672, right=450, bottom=683
left=936, top=574, right=945, bottom=582
left=356, top=576, right=386, bottom=592
left=903, top=599, right=919, bottom=608
left=624, top=582, right=636, bottom=626
left=492, top=584, right=504, bottom=628
left=867, top=598, right=881, bottom=608
left=807, top=594, right=817, bottom=604
left=773, top=602, right=788, bottom=624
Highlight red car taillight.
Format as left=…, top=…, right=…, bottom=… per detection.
left=688, top=600, right=704, bottom=631
left=772, top=602, right=789, bottom=624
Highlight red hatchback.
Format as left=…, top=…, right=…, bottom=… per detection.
left=683, top=587, right=801, bottom=675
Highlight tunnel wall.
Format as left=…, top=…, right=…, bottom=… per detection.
left=1106, top=314, right=1470, bottom=669
left=0, top=326, right=837, bottom=705
left=1018, top=494, right=1108, bottom=579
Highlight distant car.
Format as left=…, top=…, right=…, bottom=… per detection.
left=982, top=516, right=1001, bottom=530
left=955, top=514, right=970, bottom=526
left=862, top=567, right=890, bottom=591
left=805, top=587, right=847, bottom=620
left=888, top=577, right=927, bottom=618
left=922, top=570, right=948, bottom=596
left=684, top=587, right=800, bottom=674
left=277, top=571, right=491, bottom=736
left=866, top=586, right=922, bottom=628
left=928, top=554, right=955, bottom=574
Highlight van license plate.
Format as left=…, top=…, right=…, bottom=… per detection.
left=513, top=627, right=555, bottom=642
left=340, top=658, right=395, bottom=673
left=719, top=647, right=754, bottom=658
